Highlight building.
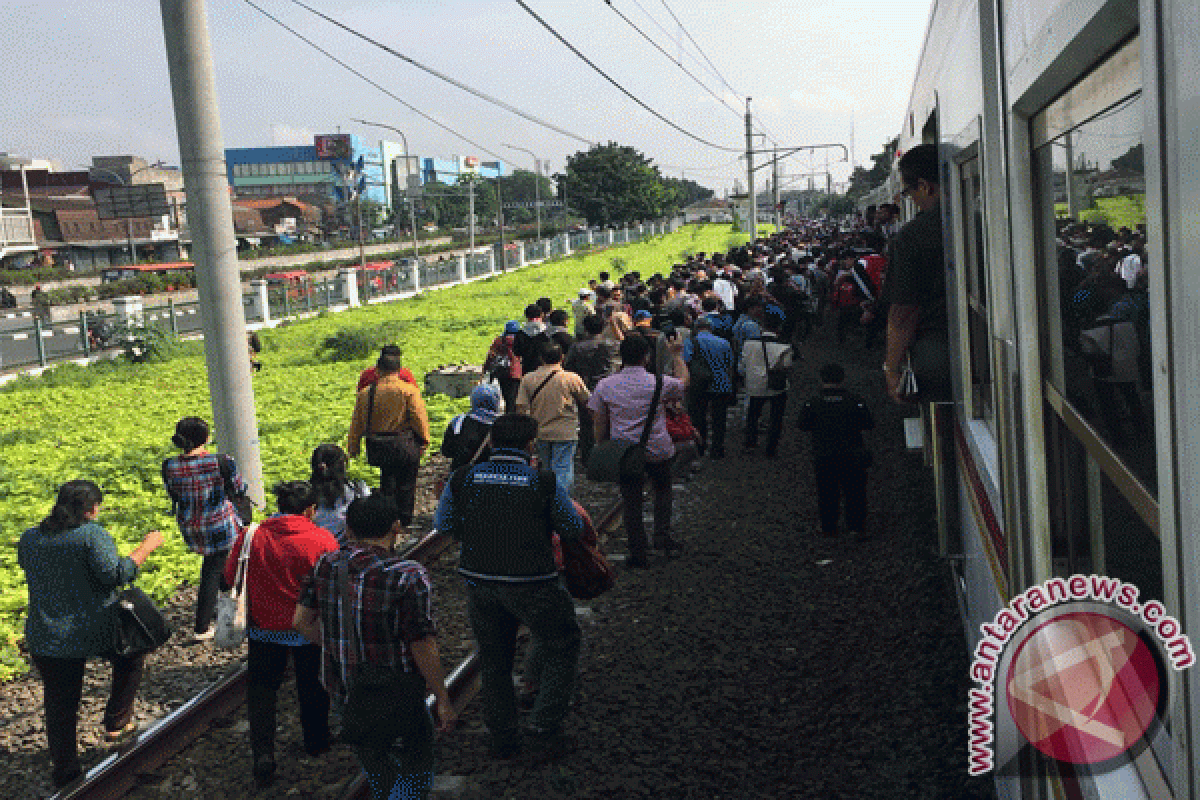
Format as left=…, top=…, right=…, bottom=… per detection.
left=420, top=155, right=504, bottom=186
left=683, top=197, right=732, bottom=224
left=225, top=134, right=403, bottom=211
left=0, top=159, right=183, bottom=269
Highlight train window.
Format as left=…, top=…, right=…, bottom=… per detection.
left=959, top=158, right=992, bottom=422
left=1031, top=39, right=1158, bottom=589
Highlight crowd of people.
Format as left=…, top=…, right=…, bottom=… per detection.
left=17, top=145, right=950, bottom=799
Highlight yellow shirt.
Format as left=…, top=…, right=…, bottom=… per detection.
left=347, top=373, right=431, bottom=458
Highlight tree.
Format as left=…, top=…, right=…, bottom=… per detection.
left=1112, top=143, right=1144, bottom=174
left=557, top=142, right=677, bottom=226
left=496, top=169, right=556, bottom=225
left=846, top=137, right=898, bottom=201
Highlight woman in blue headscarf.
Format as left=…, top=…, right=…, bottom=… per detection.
left=440, top=382, right=501, bottom=470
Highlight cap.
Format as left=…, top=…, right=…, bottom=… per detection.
left=578, top=287, right=594, bottom=298
left=504, top=320, right=521, bottom=334
left=633, top=310, right=652, bottom=322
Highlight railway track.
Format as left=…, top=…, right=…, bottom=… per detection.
left=52, top=498, right=625, bottom=800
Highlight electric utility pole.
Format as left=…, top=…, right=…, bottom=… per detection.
left=159, top=0, right=264, bottom=506
left=772, top=147, right=781, bottom=230
left=745, top=98, right=756, bottom=237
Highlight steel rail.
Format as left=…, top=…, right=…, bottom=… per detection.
left=53, top=495, right=624, bottom=800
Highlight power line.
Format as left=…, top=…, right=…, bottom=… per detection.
left=656, top=0, right=741, bottom=99
left=516, top=0, right=741, bottom=153
left=241, top=0, right=507, bottom=161
left=604, top=0, right=741, bottom=120
left=283, top=0, right=595, bottom=146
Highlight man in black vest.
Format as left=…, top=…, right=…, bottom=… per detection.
left=432, top=414, right=583, bottom=761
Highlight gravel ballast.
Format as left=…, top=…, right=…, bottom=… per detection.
left=1, top=318, right=995, bottom=799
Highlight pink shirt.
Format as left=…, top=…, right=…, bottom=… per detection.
left=588, top=367, right=685, bottom=463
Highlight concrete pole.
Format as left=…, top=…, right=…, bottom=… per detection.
left=159, top=0, right=264, bottom=506
left=745, top=98, right=756, bottom=238
left=468, top=178, right=476, bottom=259
left=773, top=148, right=781, bottom=231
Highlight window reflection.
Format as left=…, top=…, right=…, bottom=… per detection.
left=1036, top=93, right=1153, bottom=490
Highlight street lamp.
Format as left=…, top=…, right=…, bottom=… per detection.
left=502, top=144, right=542, bottom=240
left=85, top=161, right=166, bottom=266
left=351, top=118, right=420, bottom=264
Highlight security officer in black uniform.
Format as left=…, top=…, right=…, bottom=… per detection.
left=797, top=363, right=875, bottom=540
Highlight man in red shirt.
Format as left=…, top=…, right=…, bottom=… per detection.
left=356, top=345, right=418, bottom=391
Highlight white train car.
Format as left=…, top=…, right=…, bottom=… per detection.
left=888, top=0, right=1200, bottom=797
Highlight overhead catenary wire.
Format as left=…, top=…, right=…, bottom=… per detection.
left=241, top=0, right=506, bottom=161
left=627, top=0, right=780, bottom=148
left=282, top=0, right=595, bottom=147
left=655, top=0, right=741, bottom=99
left=604, top=0, right=742, bottom=120
left=516, top=0, right=742, bottom=153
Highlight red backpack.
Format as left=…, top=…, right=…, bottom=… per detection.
left=833, top=279, right=860, bottom=309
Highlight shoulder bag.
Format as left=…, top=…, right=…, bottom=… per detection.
left=112, top=586, right=173, bottom=657
left=215, top=523, right=258, bottom=650
left=586, top=375, right=663, bottom=483
left=554, top=499, right=617, bottom=600
left=363, top=382, right=421, bottom=470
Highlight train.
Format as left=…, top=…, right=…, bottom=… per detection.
left=868, top=0, right=1200, bottom=797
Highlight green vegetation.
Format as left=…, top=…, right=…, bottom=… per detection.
left=1054, top=194, right=1146, bottom=230
left=0, top=224, right=745, bottom=679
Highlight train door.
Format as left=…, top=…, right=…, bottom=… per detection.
left=1028, top=37, right=1160, bottom=604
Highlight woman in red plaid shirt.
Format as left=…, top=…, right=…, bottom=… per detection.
left=161, top=417, right=246, bottom=641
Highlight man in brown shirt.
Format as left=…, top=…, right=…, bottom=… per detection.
left=515, top=342, right=590, bottom=493
left=348, top=351, right=431, bottom=522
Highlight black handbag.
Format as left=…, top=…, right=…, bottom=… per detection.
left=587, top=375, right=663, bottom=483
left=217, top=453, right=254, bottom=525
left=363, top=383, right=421, bottom=469
left=112, top=586, right=172, bottom=657
left=763, top=339, right=790, bottom=392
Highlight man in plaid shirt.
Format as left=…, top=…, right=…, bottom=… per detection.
left=294, top=494, right=454, bottom=800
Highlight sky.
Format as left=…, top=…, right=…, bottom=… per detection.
left=2, top=0, right=934, bottom=196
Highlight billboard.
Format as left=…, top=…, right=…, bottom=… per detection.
left=463, top=155, right=480, bottom=173
left=93, top=184, right=171, bottom=220
left=314, top=134, right=352, bottom=160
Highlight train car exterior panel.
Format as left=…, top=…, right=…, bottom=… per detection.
left=881, top=0, right=1200, bottom=795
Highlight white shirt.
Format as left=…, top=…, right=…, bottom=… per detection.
left=713, top=277, right=737, bottom=311
left=1117, top=253, right=1143, bottom=288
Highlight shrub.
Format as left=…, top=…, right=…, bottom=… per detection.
left=316, top=323, right=406, bottom=362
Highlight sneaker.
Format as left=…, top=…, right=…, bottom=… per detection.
left=104, top=719, right=139, bottom=743
left=191, top=627, right=215, bottom=642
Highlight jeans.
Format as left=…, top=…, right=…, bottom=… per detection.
left=196, top=550, right=229, bottom=633
left=620, top=458, right=674, bottom=554
left=465, top=578, right=581, bottom=741
left=246, top=639, right=329, bottom=760
left=688, top=391, right=733, bottom=455
left=33, top=651, right=145, bottom=787
left=536, top=439, right=577, bottom=494
left=814, top=457, right=868, bottom=534
left=343, top=670, right=434, bottom=800
left=744, top=394, right=788, bottom=455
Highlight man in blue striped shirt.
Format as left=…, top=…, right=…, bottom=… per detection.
left=684, top=316, right=735, bottom=458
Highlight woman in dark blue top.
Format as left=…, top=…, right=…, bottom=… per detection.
left=18, top=480, right=163, bottom=789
